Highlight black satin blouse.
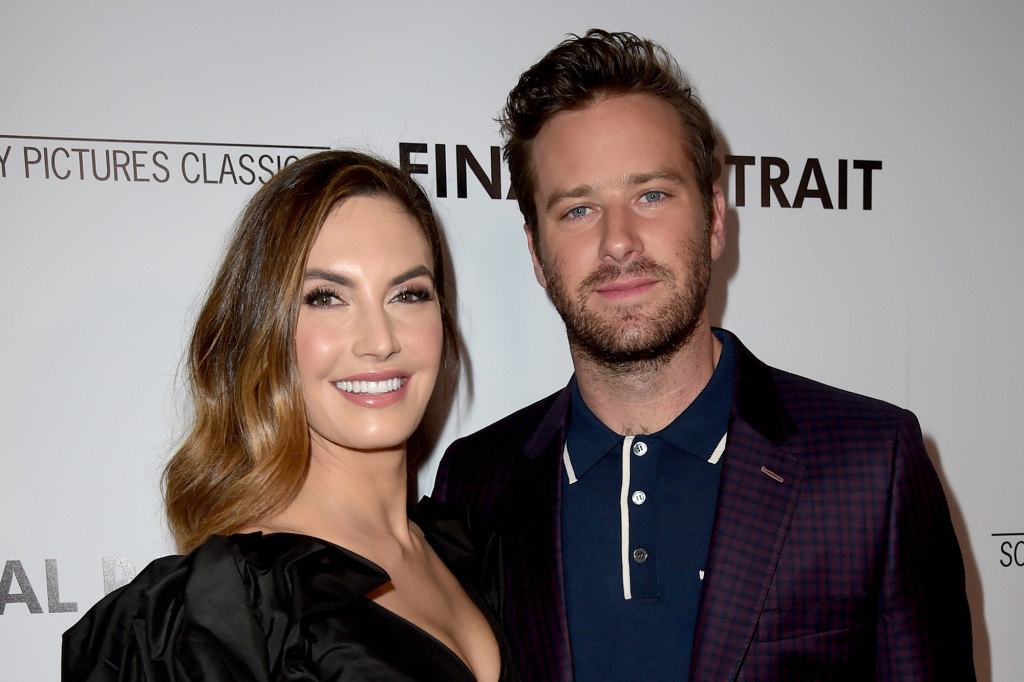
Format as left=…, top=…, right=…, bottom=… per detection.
left=62, top=499, right=518, bottom=681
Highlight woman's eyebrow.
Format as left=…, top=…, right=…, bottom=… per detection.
left=303, top=266, right=433, bottom=288
left=304, top=269, right=355, bottom=287
left=389, top=265, right=434, bottom=288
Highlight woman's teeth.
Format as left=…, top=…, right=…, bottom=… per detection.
left=336, top=378, right=406, bottom=395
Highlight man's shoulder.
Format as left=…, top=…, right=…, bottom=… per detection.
left=770, top=364, right=909, bottom=428
left=771, top=365, right=904, bottom=416
left=434, top=386, right=569, bottom=505
left=729, top=329, right=910, bottom=426
left=752, top=359, right=922, bottom=457
left=446, top=386, right=567, bottom=456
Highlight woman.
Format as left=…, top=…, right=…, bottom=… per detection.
left=62, top=150, right=515, bottom=682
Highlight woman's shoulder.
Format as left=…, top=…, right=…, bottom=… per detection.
left=61, top=535, right=260, bottom=680
left=62, top=533, right=393, bottom=681
left=62, top=539, right=216, bottom=645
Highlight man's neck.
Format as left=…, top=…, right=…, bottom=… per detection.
left=572, top=325, right=722, bottom=435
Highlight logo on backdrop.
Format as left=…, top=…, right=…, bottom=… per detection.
left=0, top=135, right=883, bottom=208
left=399, top=143, right=883, bottom=210
left=0, top=558, right=137, bottom=615
left=720, top=155, right=882, bottom=210
left=400, top=143, right=517, bottom=200
left=994, top=532, right=1024, bottom=567
left=0, top=135, right=327, bottom=186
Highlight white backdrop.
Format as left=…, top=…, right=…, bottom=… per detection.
left=2, top=2, right=1022, bottom=680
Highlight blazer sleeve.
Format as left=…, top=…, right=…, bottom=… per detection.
left=875, top=409, right=976, bottom=680
left=432, top=443, right=455, bottom=502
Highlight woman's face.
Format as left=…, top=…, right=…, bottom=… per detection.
left=295, top=195, right=443, bottom=456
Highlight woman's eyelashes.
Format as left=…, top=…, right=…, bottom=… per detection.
left=304, top=285, right=345, bottom=308
left=391, top=285, right=435, bottom=304
left=302, top=284, right=435, bottom=308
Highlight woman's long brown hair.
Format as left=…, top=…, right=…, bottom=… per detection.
left=163, top=150, right=459, bottom=553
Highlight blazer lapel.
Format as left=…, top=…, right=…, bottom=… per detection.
left=503, top=385, right=575, bottom=682
left=689, top=335, right=804, bottom=682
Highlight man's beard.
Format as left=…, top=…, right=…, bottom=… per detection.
left=541, top=231, right=711, bottom=374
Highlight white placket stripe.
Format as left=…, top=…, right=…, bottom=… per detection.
left=708, top=433, right=727, bottom=464
left=562, top=443, right=578, bottom=484
left=620, top=435, right=635, bottom=600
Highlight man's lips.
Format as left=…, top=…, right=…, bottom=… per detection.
left=594, top=278, right=659, bottom=300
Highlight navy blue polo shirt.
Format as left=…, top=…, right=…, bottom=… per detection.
left=561, top=331, right=735, bottom=681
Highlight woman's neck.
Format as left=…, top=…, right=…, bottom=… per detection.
left=253, top=438, right=414, bottom=550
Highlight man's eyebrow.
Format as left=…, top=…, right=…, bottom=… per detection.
left=543, top=169, right=689, bottom=213
left=624, top=169, right=689, bottom=187
left=544, top=184, right=598, bottom=213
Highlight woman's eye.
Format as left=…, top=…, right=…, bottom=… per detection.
left=393, top=286, right=435, bottom=303
left=304, top=287, right=342, bottom=307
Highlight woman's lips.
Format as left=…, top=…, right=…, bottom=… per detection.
left=334, top=373, right=410, bottom=407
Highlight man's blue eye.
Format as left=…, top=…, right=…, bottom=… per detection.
left=568, top=206, right=588, bottom=219
left=643, top=191, right=664, bottom=202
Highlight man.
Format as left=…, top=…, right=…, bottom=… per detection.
left=433, top=29, right=975, bottom=681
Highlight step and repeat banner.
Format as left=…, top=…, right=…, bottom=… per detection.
left=2, top=2, right=1021, bottom=679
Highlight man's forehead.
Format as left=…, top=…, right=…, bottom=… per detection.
left=537, top=93, right=690, bottom=139
left=531, top=94, right=692, bottom=172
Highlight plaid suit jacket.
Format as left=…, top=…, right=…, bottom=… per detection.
left=433, top=330, right=975, bottom=681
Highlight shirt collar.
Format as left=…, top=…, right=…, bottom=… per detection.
left=566, top=329, right=736, bottom=481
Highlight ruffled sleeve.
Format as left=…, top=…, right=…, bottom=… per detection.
left=63, top=512, right=514, bottom=682
left=62, top=536, right=274, bottom=682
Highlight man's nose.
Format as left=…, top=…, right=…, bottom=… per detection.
left=598, top=206, right=643, bottom=263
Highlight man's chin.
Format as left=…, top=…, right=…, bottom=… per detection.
left=570, top=333, right=683, bottom=364
left=565, top=313, right=703, bottom=368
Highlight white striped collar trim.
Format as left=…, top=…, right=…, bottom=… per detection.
left=563, top=432, right=728, bottom=483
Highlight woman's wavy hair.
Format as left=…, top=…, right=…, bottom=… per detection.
left=164, top=149, right=459, bottom=553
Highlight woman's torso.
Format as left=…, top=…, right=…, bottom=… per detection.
left=62, top=501, right=517, bottom=682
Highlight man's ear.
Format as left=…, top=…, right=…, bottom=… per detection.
left=525, top=224, right=548, bottom=289
left=709, top=185, right=727, bottom=262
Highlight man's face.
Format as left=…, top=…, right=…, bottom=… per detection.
left=527, top=93, right=726, bottom=368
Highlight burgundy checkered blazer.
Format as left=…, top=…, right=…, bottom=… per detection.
left=433, top=331, right=975, bottom=681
